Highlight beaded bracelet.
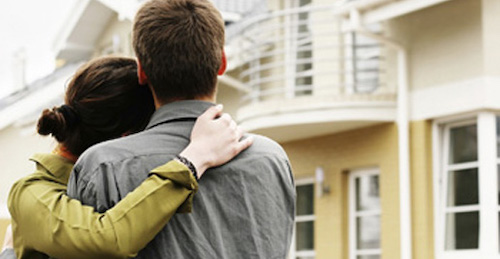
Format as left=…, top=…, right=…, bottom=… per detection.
left=175, top=155, right=199, bottom=180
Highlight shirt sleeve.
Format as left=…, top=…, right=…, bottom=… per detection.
left=8, top=160, right=198, bottom=259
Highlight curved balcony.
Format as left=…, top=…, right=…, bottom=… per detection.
left=224, top=4, right=397, bottom=142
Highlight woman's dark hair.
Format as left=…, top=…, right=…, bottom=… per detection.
left=37, top=56, right=155, bottom=156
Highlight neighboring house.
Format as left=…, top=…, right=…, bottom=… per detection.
left=1, top=1, right=499, bottom=259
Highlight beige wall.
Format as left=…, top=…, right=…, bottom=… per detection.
left=387, top=0, right=483, bottom=91
left=93, top=15, right=134, bottom=58
left=282, top=123, right=400, bottom=259
left=481, top=0, right=500, bottom=77
left=216, top=81, right=244, bottom=117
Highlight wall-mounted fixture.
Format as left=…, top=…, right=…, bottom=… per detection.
left=315, top=167, right=331, bottom=197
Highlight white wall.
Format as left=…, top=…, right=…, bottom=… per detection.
left=0, top=124, right=55, bottom=217
left=387, top=0, right=483, bottom=92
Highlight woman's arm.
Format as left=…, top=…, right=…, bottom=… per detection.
left=8, top=105, right=253, bottom=259
left=9, top=160, right=195, bottom=259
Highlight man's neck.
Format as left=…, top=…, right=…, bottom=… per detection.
left=154, top=95, right=216, bottom=109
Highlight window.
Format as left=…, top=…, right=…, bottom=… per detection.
left=293, top=0, right=313, bottom=96
left=349, top=168, right=381, bottom=259
left=442, top=122, right=479, bottom=250
left=497, top=116, right=500, bottom=251
left=343, top=24, right=381, bottom=94
left=285, top=0, right=313, bottom=98
left=435, top=113, right=500, bottom=258
left=293, top=178, right=316, bottom=259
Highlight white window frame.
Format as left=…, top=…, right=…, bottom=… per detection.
left=284, top=0, right=313, bottom=98
left=342, top=24, right=381, bottom=95
left=349, top=168, right=382, bottom=259
left=289, top=177, right=316, bottom=259
left=433, top=112, right=500, bottom=259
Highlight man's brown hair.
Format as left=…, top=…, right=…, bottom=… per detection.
left=133, top=0, right=225, bottom=102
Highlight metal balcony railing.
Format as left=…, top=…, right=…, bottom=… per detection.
left=226, top=4, right=395, bottom=104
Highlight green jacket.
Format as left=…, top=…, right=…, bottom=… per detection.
left=8, top=153, right=198, bottom=259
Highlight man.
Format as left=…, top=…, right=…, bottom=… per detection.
left=67, top=0, right=295, bottom=258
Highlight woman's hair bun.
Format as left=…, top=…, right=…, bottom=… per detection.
left=37, top=107, right=68, bottom=142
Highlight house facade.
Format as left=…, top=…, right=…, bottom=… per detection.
left=220, top=0, right=500, bottom=259
left=1, top=1, right=500, bottom=259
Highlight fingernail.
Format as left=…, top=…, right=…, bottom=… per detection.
left=216, top=104, right=223, bottom=110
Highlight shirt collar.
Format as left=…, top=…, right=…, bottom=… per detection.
left=30, top=153, right=74, bottom=183
left=146, top=100, right=215, bottom=130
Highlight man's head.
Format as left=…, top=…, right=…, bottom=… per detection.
left=133, top=0, right=226, bottom=104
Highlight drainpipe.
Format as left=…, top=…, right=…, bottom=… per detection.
left=349, top=9, right=412, bottom=259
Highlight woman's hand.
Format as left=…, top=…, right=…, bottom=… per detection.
left=179, top=105, right=253, bottom=178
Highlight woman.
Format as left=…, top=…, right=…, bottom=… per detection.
left=2, top=57, right=252, bottom=259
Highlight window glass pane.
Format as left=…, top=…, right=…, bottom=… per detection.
left=497, top=117, right=500, bottom=158
left=356, top=175, right=380, bottom=211
left=296, top=221, right=314, bottom=251
left=296, top=184, right=314, bottom=215
left=356, top=215, right=381, bottom=250
left=445, top=212, right=479, bottom=250
left=446, top=168, right=479, bottom=206
left=357, top=256, right=380, bottom=259
left=449, top=124, right=477, bottom=164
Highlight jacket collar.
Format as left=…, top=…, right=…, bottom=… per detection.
left=146, top=100, right=215, bottom=130
left=30, top=153, right=74, bottom=183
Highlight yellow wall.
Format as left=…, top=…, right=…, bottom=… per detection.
left=282, top=121, right=436, bottom=259
left=409, top=120, right=435, bottom=259
left=282, top=123, right=400, bottom=259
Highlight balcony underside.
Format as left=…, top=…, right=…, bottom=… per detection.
left=238, top=94, right=397, bottom=143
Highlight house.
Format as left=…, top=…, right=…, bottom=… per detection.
left=223, top=0, right=500, bottom=258
left=1, top=0, right=500, bottom=259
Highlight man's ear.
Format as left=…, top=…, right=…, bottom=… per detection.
left=137, top=60, right=149, bottom=85
left=217, top=49, right=227, bottom=76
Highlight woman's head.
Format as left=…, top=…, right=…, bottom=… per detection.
left=37, top=56, right=155, bottom=156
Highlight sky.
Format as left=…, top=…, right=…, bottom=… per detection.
left=0, top=0, right=77, bottom=98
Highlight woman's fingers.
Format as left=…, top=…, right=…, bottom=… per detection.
left=234, top=126, right=244, bottom=141
left=236, top=136, right=254, bottom=154
left=218, top=113, right=232, bottom=126
left=200, top=104, right=223, bottom=120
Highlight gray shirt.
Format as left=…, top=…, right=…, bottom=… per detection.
left=0, top=249, right=16, bottom=259
left=67, top=100, right=295, bottom=259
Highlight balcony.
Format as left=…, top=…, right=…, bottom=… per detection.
left=224, top=3, right=397, bottom=142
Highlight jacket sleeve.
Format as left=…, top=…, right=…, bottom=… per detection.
left=8, top=160, right=197, bottom=259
